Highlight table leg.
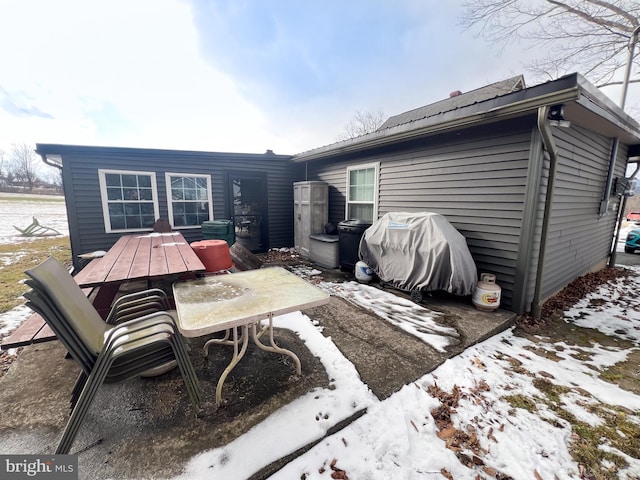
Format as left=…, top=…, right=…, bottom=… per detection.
left=251, top=313, right=301, bottom=375
left=203, top=328, right=251, bottom=357
left=92, top=284, right=120, bottom=320
left=204, top=325, right=250, bottom=406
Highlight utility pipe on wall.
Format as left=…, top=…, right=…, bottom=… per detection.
left=599, top=138, right=620, bottom=217
left=531, top=106, right=559, bottom=319
left=610, top=161, right=640, bottom=267
left=620, top=25, right=640, bottom=111
left=608, top=25, right=640, bottom=265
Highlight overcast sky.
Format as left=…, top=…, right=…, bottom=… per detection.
left=0, top=0, right=637, bottom=159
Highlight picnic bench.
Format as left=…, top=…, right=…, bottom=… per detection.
left=1, top=232, right=206, bottom=351
left=1, top=287, right=96, bottom=350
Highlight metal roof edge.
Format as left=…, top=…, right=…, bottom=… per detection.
left=573, top=74, right=640, bottom=139
left=34, top=143, right=293, bottom=161
left=292, top=76, right=584, bottom=162
left=378, top=74, right=527, bottom=130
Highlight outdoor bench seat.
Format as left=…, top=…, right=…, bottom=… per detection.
left=1, top=287, right=96, bottom=351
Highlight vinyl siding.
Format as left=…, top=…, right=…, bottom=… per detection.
left=47, top=146, right=295, bottom=268
left=538, top=125, right=626, bottom=300
left=304, top=118, right=631, bottom=313
left=306, top=119, right=537, bottom=309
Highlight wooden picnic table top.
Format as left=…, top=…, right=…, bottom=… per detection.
left=2, top=232, right=206, bottom=351
left=73, top=232, right=206, bottom=288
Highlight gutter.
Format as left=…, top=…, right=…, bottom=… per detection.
left=531, top=106, right=560, bottom=319
left=36, top=151, right=63, bottom=170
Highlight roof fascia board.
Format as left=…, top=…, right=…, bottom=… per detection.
left=34, top=143, right=293, bottom=161
left=573, top=77, right=640, bottom=140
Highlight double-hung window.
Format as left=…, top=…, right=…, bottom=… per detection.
left=346, top=163, right=379, bottom=222
left=165, top=173, right=213, bottom=228
left=98, top=170, right=159, bottom=232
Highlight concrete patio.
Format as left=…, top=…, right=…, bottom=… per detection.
left=0, top=263, right=515, bottom=479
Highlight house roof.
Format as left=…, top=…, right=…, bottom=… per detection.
left=35, top=144, right=292, bottom=168
left=378, top=75, right=526, bottom=130
left=293, top=73, right=640, bottom=162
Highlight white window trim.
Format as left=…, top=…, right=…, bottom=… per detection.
left=165, top=172, right=214, bottom=229
left=98, top=169, right=160, bottom=233
left=345, top=162, right=379, bottom=222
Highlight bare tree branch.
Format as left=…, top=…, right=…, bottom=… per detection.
left=599, top=77, right=640, bottom=86
left=584, top=0, right=638, bottom=26
left=459, top=0, right=640, bottom=88
left=547, top=0, right=634, bottom=32
left=338, top=109, right=386, bottom=141
left=9, top=143, right=40, bottom=192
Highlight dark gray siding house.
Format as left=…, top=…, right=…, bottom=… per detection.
left=36, top=73, right=640, bottom=316
left=34, top=144, right=300, bottom=270
left=292, top=73, right=640, bottom=315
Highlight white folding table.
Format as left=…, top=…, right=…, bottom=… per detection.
left=172, top=267, right=330, bottom=405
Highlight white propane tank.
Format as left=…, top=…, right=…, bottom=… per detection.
left=355, top=261, right=373, bottom=283
left=472, top=273, right=501, bottom=311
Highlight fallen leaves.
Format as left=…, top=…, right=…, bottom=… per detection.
left=318, top=459, right=349, bottom=480
left=427, top=382, right=516, bottom=479
left=516, top=267, right=630, bottom=332
left=472, top=357, right=486, bottom=369
left=329, top=459, right=348, bottom=480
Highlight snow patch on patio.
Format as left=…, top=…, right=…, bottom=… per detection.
left=175, top=311, right=378, bottom=480
left=290, top=264, right=458, bottom=352
left=177, top=266, right=640, bottom=480
left=319, top=280, right=459, bottom=352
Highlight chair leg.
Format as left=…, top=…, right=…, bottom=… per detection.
left=69, top=371, right=88, bottom=411
left=55, top=360, right=112, bottom=454
left=169, top=338, right=202, bottom=408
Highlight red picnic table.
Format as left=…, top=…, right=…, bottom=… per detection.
left=73, top=232, right=206, bottom=314
left=1, top=232, right=206, bottom=350
left=74, top=232, right=205, bottom=288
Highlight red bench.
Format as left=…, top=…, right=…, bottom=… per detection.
left=1, top=287, right=99, bottom=351
left=1, top=313, right=56, bottom=350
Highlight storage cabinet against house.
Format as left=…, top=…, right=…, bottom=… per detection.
left=294, top=181, right=328, bottom=258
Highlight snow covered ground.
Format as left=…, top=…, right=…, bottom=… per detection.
left=0, top=193, right=68, bottom=244
left=0, top=193, right=68, bottom=337
left=1, top=195, right=639, bottom=478
left=175, top=266, right=640, bottom=480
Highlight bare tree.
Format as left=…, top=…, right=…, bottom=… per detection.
left=9, top=143, right=40, bottom=192
left=460, top=0, right=640, bottom=87
left=338, top=109, right=386, bottom=141
left=0, top=149, right=5, bottom=187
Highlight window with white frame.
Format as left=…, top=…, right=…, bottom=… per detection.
left=165, top=173, right=213, bottom=228
left=346, top=163, right=379, bottom=222
left=98, top=170, right=159, bottom=232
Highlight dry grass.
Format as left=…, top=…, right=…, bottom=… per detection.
left=0, top=236, right=71, bottom=314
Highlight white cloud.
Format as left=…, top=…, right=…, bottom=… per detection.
left=0, top=0, right=638, bottom=158
left=0, top=0, right=285, bottom=154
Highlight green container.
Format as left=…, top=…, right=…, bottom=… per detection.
left=202, top=220, right=235, bottom=247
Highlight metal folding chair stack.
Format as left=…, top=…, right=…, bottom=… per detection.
left=23, top=257, right=201, bottom=454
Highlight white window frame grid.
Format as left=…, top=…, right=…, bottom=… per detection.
left=345, top=162, right=379, bottom=222
left=165, top=172, right=213, bottom=229
left=98, top=169, right=160, bottom=233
